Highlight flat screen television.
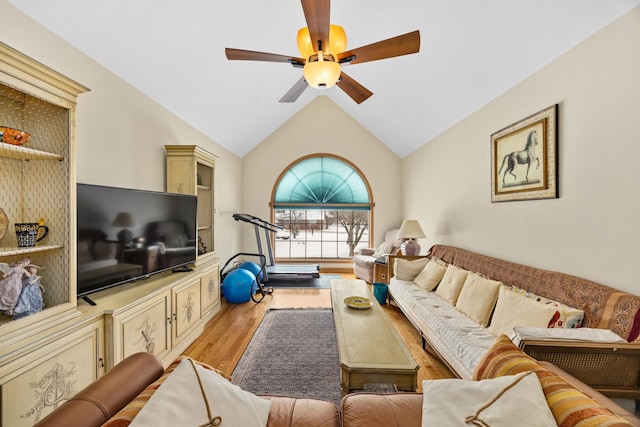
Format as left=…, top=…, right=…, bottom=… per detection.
left=77, top=183, right=197, bottom=302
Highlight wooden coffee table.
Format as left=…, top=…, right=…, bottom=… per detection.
left=330, top=279, right=418, bottom=394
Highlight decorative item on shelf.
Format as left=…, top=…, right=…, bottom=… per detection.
left=0, top=126, right=31, bottom=146
left=198, top=236, right=207, bottom=255
left=14, top=220, right=49, bottom=247
left=112, top=211, right=136, bottom=247
left=0, top=207, right=8, bottom=242
left=0, top=258, right=45, bottom=318
left=397, top=219, right=425, bottom=256
left=344, top=296, right=373, bottom=310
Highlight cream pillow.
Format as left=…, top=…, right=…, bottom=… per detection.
left=455, top=273, right=502, bottom=327
left=394, top=257, right=429, bottom=281
left=487, top=287, right=557, bottom=338
left=372, top=241, right=394, bottom=258
left=434, top=264, right=469, bottom=305
left=413, top=260, right=447, bottom=291
left=130, top=358, right=271, bottom=427
left=421, top=371, right=556, bottom=427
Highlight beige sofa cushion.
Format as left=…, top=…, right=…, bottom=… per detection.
left=455, top=273, right=502, bottom=327
left=413, top=260, right=447, bottom=291
left=487, top=287, right=557, bottom=338
left=435, top=264, right=469, bottom=305
left=394, top=257, right=429, bottom=281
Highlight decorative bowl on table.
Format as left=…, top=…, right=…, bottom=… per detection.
left=344, top=296, right=373, bottom=310
left=0, top=126, right=31, bottom=146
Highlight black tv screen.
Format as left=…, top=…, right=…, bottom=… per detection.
left=77, top=183, right=197, bottom=297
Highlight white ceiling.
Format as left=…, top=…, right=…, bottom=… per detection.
left=7, top=0, right=640, bottom=158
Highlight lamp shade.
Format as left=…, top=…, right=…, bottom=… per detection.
left=297, top=25, right=347, bottom=59
left=303, top=56, right=341, bottom=89
left=111, top=212, right=136, bottom=228
left=397, top=220, right=425, bottom=239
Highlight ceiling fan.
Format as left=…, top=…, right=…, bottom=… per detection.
left=225, top=0, right=420, bottom=104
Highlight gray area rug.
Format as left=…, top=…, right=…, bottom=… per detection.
left=232, top=308, right=342, bottom=405
left=265, top=274, right=341, bottom=289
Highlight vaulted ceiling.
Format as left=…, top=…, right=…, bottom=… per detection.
left=7, top=0, right=639, bottom=158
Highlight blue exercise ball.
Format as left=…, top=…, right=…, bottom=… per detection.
left=222, top=269, right=258, bottom=304
left=237, top=261, right=263, bottom=282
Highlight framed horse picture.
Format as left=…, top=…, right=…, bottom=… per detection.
left=491, top=104, right=558, bottom=202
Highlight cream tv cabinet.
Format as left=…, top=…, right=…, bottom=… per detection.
left=164, top=145, right=218, bottom=265
left=0, top=43, right=221, bottom=426
left=77, top=259, right=220, bottom=370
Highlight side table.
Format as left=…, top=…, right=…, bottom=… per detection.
left=373, top=259, right=390, bottom=284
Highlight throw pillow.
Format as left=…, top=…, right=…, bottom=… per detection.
left=372, top=241, right=394, bottom=258
left=421, top=371, right=555, bottom=427
left=394, top=257, right=429, bottom=281
left=505, top=285, right=585, bottom=329
left=474, top=335, right=633, bottom=427
left=487, top=286, right=557, bottom=338
left=129, top=358, right=271, bottom=427
left=455, top=272, right=502, bottom=327
left=413, top=260, right=447, bottom=291
left=434, top=264, right=469, bottom=305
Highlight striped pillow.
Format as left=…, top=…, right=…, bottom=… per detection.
left=103, top=356, right=225, bottom=427
left=473, top=335, right=633, bottom=427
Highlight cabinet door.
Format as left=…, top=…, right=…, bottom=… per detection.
left=201, top=263, right=220, bottom=319
left=172, top=278, right=202, bottom=346
left=0, top=319, right=103, bottom=427
left=112, top=291, right=171, bottom=366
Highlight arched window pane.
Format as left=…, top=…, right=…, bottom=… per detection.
left=272, top=155, right=373, bottom=260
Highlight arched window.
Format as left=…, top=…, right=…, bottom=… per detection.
left=271, top=154, right=374, bottom=260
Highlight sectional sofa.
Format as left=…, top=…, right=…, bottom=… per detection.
left=35, top=348, right=640, bottom=426
left=388, top=244, right=640, bottom=398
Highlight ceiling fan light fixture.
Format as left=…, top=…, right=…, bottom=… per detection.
left=297, top=25, right=347, bottom=58
left=303, top=53, right=341, bottom=89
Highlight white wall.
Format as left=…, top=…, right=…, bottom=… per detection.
left=1, top=0, right=243, bottom=265
left=403, top=6, right=640, bottom=295
left=241, top=96, right=404, bottom=260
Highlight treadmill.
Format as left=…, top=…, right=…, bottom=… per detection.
left=233, top=213, right=320, bottom=281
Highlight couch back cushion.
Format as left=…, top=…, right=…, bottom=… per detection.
left=474, top=335, right=634, bottom=426
left=487, top=287, right=558, bottom=337
left=428, top=245, right=640, bottom=341
left=455, top=273, right=502, bottom=327
left=435, top=264, right=469, bottom=305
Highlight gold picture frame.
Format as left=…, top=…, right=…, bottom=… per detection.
left=491, top=104, right=558, bottom=202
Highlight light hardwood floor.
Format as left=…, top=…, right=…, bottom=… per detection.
left=182, top=276, right=454, bottom=392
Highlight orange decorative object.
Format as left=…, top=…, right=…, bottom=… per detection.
left=0, top=126, right=31, bottom=146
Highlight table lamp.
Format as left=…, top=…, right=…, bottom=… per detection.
left=112, top=211, right=136, bottom=246
left=397, top=220, right=425, bottom=256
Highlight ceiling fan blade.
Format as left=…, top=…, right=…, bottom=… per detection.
left=301, top=0, right=330, bottom=52
left=336, top=71, right=373, bottom=104
left=337, top=30, right=420, bottom=65
left=279, top=77, right=308, bottom=103
left=226, top=48, right=305, bottom=65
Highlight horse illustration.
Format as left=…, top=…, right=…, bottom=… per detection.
left=498, top=129, right=540, bottom=186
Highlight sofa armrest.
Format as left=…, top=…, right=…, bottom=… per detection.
left=519, top=339, right=640, bottom=399
left=539, top=361, right=640, bottom=426
left=262, top=396, right=339, bottom=427
left=33, top=352, right=164, bottom=427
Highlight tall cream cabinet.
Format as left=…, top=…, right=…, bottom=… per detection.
left=164, top=145, right=218, bottom=265
left=0, top=42, right=101, bottom=427
left=0, top=43, right=222, bottom=426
